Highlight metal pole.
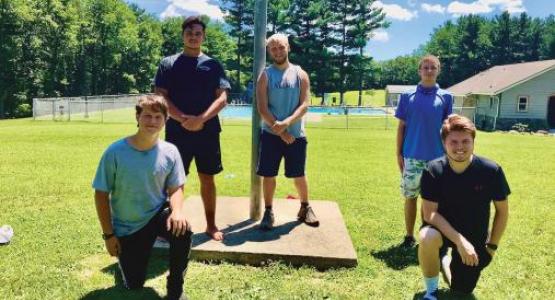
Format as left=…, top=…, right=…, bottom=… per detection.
left=250, top=0, right=267, bottom=221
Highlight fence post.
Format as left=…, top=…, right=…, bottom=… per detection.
left=33, top=98, right=36, bottom=120
left=101, top=100, right=104, bottom=123
left=52, top=101, right=55, bottom=121
left=68, top=100, right=71, bottom=121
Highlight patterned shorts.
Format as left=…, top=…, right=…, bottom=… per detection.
left=400, top=157, right=428, bottom=199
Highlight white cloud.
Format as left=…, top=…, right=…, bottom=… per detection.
left=421, top=3, right=446, bottom=14
left=407, top=0, right=418, bottom=7
left=160, top=0, right=224, bottom=20
left=371, top=30, right=390, bottom=42
left=447, top=0, right=525, bottom=16
left=372, top=1, right=418, bottom=21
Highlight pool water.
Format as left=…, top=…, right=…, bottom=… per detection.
left=220, top=105, right=388, bottom=118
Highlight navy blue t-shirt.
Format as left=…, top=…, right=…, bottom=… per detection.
left=154, top=53, right=231, bottom=135
left=421, top=155, right=511, bottom=245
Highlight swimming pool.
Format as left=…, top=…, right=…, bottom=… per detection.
left=220, top=105, right=390, bottom=118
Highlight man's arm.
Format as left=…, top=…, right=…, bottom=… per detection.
left=272, top=69, right=310, bottom=135
left=155, top=87, right=191, bottom=123
left=487, top=200, right=509, bottom=255
left=396, top=120, right=406, bottom=173
left=166, top=185, right=189, bottom=236
left=256, top=71, right=277, bottom=127
left=94, top=190, right=120, bottom=256
left=422, top=198, right=480, bottom=266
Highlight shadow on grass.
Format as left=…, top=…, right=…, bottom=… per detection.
left=98, top=249, right=170, bottom=288
left=80, top=286, right=162, bottom=300
left=370, top=243, right=418, bottom=270
left=413, top=289, right=478, bottom=300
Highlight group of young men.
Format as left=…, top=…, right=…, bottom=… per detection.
left=93, top=15, right=510, bottom=300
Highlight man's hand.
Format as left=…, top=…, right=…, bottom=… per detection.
left=105, top=236, right=120, bottom=257
left=456, top=237, right=479, bottom=266
left=272, top=120, right=289, bottom=135
left=181, top=115, right=204, bottom=132
left=279, top=132, right=295, bottom=145
left=397, top=154, right=404, bottom=173
left=166, top=210, right=189, bottom=236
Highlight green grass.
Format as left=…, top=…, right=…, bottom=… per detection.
left=310, top=89, right=386, bottom=107
left=1, top=117, right=554, bottom=299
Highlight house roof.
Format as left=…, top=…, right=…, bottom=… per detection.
left=385, top=85, right=416, bottom=94
left=448, top=59, right=555, bottom=96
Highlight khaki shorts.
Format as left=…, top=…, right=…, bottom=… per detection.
left=400, top=157, right=428, bottom=199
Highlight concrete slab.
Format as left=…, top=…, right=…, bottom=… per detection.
left=180, top=196, right=357, bottom=270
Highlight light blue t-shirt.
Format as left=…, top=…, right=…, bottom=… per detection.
left=92, top=138, right=186, bottom=237
left=261, top=64, right=305, bottom=138
left=395, top=84, right=453, bottom=161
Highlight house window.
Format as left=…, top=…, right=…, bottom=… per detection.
left=517, top=96, right=529, bottom=112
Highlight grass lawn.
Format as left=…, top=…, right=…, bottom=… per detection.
left=1, top=117, right=554, bottom=299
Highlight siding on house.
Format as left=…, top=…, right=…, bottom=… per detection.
left=500, top=68, right=555, bottom=119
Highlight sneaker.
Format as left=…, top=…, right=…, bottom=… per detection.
left=401, top=235, right=416, bottom=248
left=297, top=205, right=319, bottom=227
left=260, top=209, right=275, bottom=230
left=422, top=289, right=438, bottom=300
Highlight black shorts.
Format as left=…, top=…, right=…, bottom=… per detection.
left=256, top=130, right=307, bottom=178
left=421, top=224, right=493, bottom=294
left=166, top=131, right=223, bottom=176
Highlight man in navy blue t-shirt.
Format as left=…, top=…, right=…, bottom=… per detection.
left=155, top=16, right=231, bottom=241
left=418, top=114, right=510, bottom=299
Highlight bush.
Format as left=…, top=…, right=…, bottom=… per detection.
left=14, top=103, right=32, bottom=118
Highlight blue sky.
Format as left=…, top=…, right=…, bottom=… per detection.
left=127, top=0, right=555, bottom=61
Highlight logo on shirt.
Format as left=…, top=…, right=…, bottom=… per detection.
left=198, top=65, right=211, bottom=71
left=474, top=184, right=484, bottom=192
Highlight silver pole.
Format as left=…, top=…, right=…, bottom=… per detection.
left=250, top=0, right=267, bottom=220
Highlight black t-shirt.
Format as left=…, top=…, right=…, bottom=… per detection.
left=421, top=155, right=511, bottom=245
left=154, top=53, right=230, bottom=135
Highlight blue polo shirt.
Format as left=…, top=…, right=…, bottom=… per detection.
left=395, top=84, right=453, bottom=161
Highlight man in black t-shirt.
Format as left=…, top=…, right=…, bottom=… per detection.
left=155, top=16, right=230, bottom=241
left=418, top=114, right=510, bottom=299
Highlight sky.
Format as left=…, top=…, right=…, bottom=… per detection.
left=126, top=0, right=555, bottom=61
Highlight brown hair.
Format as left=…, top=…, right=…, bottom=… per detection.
left=135, top=95, right=168, bottom=119
left=441, top=114, right=476, bottom=141
left=419, top=54, right=441, bottom=70
left=182, top=16, right=206, bottom=34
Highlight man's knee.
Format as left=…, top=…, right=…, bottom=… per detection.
left=418, top=226, right=443, bottom=249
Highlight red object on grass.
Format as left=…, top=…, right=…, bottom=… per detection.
left=286, top=194, right=297, bottom=199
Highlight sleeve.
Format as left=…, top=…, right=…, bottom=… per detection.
left=92, top=149, right=116, bottom=193
left=215, top=61, right=231, bottom=90
left=420, top=164, right=441, bottom=203
left=491, top=166, right=511, bottom=201
left=154, top=58, right=170, bottom=90
left=394, top=93, right=408, bottom=121
left=165, top=148, right=187, bottom=189
left=444, top=93, right=453, bottom=120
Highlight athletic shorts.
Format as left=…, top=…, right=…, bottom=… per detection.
left=401, top=157, right=428, bottom=199
left=256, top=130, right=307, bottom=178
left=421, top=225, right=493, bottom=294
left=166, top=131, right=223, bottom=176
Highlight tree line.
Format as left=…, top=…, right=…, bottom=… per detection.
left=378, top=11, right=555, bottom=88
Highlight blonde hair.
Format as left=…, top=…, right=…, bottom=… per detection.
left=135, top=95, right=169, bottom=119
left=419, top=54, right=441, bottom=70
left=266, top=33, right=289, bottom=47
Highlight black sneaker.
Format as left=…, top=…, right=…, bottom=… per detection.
left=422, top=289, right=438, bottom=300
left=401, top=235, right=416, bottom=248
left=297, top=205, right=319, bottom=227
left=260, top=209, right=275, bottom=230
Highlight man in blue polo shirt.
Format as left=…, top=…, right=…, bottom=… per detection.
left=155, top=16, right=231, bottom=241
left=395, top=55, right=453, bottom=247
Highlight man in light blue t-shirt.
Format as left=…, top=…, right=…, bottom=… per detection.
left=93, top=95, right=190, bottom=300
left=395, top=55, right=453, bottom=248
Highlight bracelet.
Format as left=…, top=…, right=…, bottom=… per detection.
left=102, top=233, right=115, bottom=240
left=486, top=243, right=498, bottom=251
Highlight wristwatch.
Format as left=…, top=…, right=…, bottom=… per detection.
left=102, top=233, right=115, bottom=240
left=486, top=243, right=498, bottom=251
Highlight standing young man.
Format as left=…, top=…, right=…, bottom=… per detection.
left=155, top=16, right=231, bottom=241
left=395, top=55, right=453, bottom=247
left=256, top=33, right=319, bottom=230
left=93, top=95, right=191, bottom=300
left=418, top=114, right=510, bottom=299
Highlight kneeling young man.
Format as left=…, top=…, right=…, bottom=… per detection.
left=418, top=114, right=510, bottom=299
left=93, top=95, right=191, bottom=300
